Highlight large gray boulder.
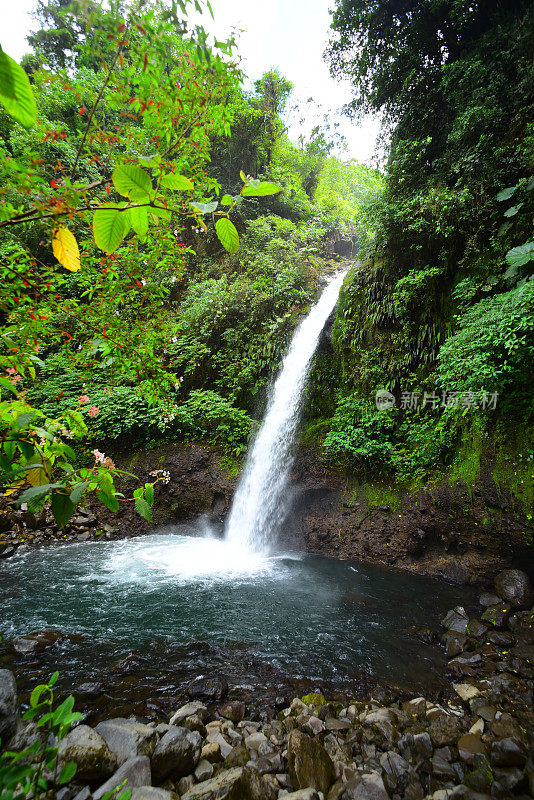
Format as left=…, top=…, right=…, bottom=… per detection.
left=181, top=766, right=269, bottom=800
left=58, top=725, right=116, bottom=783
left=96, top=719, right=156, bottom=765
left=0, top=669, right=17, bottom=742
left=169, top=702, right=208, bottom=726
left=287, top=730, right=335, bottom=794
left=151, top=726, right=201, bottom=783
left=494, top=569, right=534, bottom=609
left=93, top=756, right=151, bottom=800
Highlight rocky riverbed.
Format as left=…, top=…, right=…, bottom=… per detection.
left=1, top=568, right=533, bottom=800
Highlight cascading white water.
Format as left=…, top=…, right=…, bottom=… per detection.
left=225, top=270, right=347, bottom=553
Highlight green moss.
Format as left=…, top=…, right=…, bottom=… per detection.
left=493, top=424, right=534, bottom=517
left=351, top=481, right=401, bottom=511
left=218, top=453, right=241, bottom=478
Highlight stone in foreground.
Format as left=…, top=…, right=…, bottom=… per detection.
left=287, top=730, right=335, bottom=794
left=93, top=755, right=151, bottom=800
left=151, top=726, right=202, bottom=782
left=58, top=725, right=116, bottom=783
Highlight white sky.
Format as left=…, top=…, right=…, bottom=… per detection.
left=1, top=0, right=381, bottom=164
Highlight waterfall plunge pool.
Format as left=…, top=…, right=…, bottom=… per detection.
left=0, top=523, right=472, bottom=720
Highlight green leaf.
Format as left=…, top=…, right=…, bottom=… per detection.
left=0, top=377, right=17, bottom=395
left=17, top=483, right=62, bottom=506
left=93, top=205, right=130, bottom=254
left=220, top=194, right=234, bottom=206
left=160, top=173, right=194, bottom=191
left=49, top=671, right=59, bottom=687
left=503, top=203, right=523, bottom=217
left=0, top=50, right=37, bottom=128
left=241, top=181, right=282, bottom=197
left=144, top=483, right=154, bottom=505
left=112, top=165, right=152, bottom=200
left=190, top=200, right=218, bottom=214
left=149, top=205, right=171, bottom=222
left=59, top=762, right=77, bottom=784
left=496, top=186, right=516, bottom=202
left=52, top=695, right=74, bottom=724
left=69, top=481, right=90, bottom=504
left=505, top=242, right=534, bottom=268
left=51, top=490, right=75, bottom=528
left=96, top=489, right=120, bottom=512
left=14, top=411, right=37, bottom=429
left=130, top=206, right=149, bottom=238
left=30, top=685, right=47, bottom=708
left=134, top=497, right=153, bottom=521
left=215, top=217, right=240, bottom=253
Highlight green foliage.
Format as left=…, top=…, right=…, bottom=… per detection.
left=0, top=672, right=82, bottom=800
left=438, top=283, right=534, bottom=406
left=323, top=396, right=396, bottom=473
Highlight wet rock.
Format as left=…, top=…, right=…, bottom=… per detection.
left=226, top=746, right=251, bottom=768
left=218, top=701, right=246, bottom=724
left=443, top=633, right=468, bottom=658
left=93, top=756, right=151, bottom=800
left=201, top=742, right=223, bottom=764
left=453, top=683, right=480, bottom=702
left=466, top=618, right=488, bottom=638
left=345, top=771, right=389, bottom=800
left=74, top=683, right=104, bottom=698
left=428, top=714, right=462, bottom=747
left=441, top=608, right=469, bottom=634
left=479, top=592, right=500, bottom=607
left=244, top=732, right=269, bottom=752
left=206, top=731, right=232, bottom=759
left=95, top=718, right=156, bottom=765
left=151, top=726, right=202, bottom=783
left=58, top=725, right=116, bottom=783
left=181, top=766, right=268, bottom=800
left=12, top=629, right=62, bottom=655
left=431, top=755, right=459, bottom=781
left=282, top=791, right=319, bottom=800
left=195, top=759, right=214, bottom=782
left=187, top=675, right=228, bottom=702
left=493, top=767, right=527, bottom=793
left=480, top=603, right=511, bottom=628
left=182, top=714, right=207, bottom=736
left=380, top=751, right=411, bottom=788
left=169, top=701, right=208, bottom=726
left=413, top=732, right=433, bottom=759
left=130, top=790, right=179, bottom=800
left=6, top=717, right=45, bottom=752
left=302, top=716, right=324, bottom=736
left=0, top=545, right=16, bottom=559
left=464, top=754, right=493, bottom=794
left=287, top=730, right=335, bottom=794
left=490, top=738, right=527, bottom=768
left=0, top=669, right=17, bottom=741
left=457, top=734, right=488, bottom=764
left=494, top=569, right=534, bottom=608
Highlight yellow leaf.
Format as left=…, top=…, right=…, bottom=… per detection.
left=26, top=456, right=50, bottom=486
left=52, top=227, right=81, bottom=272
left=3, top=479, right=24, bottom=496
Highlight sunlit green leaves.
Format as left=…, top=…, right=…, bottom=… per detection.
left=215, top=217, right=239, bottom=253
left=241, top=181, right=282, bottom=197
left=190, top=200, right=218, bottom=214
left=93, top=205, right=131, bottom=254
left=496, top=186, right=516, bottom=202
left=130, top=206, right=149, bottom=237
left=113, top=164, right=152, bottom=201
left=160, top=173, right=194, bottom=191
left=0, top=48, right=37, bottom=128
left=506, top=242, right=534, bottom=268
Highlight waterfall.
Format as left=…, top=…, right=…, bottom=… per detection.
left=225, top=269, right=347, bottom=553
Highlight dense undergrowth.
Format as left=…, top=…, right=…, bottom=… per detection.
left=302, top=0, right=534, bottom=515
